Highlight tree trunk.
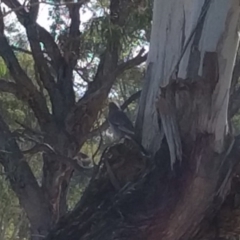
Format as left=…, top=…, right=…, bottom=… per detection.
left=135, top=0, right=240, bottom=238
left=137, top=0, right=239, bottom=157
left=0, top=0, right=149, bottom=238
left=0, top=117, right=53, bottom=240
left=44, top=1, right=240, bottom=240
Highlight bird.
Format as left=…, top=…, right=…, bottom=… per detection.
left=108, top=102, right=149, bottom=157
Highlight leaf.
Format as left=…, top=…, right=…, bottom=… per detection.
left=0, top=58, right=7, bottom=77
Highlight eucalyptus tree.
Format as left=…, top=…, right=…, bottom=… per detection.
left=46, top=1, right=240, bottom=240
left=0, top=0, right=150, bottom=239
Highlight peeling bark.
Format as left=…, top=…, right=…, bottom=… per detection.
left=1, top=0, right=239, bottom=239
left=138, top=0, right=240, bottom=165
left=45, top=1, right=240, bottom=240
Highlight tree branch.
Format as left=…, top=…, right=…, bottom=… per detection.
left=0, top=113, right=52, bottom=233
left=63, top=0, right=82, bottom=66
left=29, top=0, right=39, bottom=23
left=0, top=79, right=19, bottom=95
left=56, top=0, right=86, bottom=114
left=115, top=50, right=148, bottom=76
left=66, top=0, right=139, bottom=145
left=10, top=45, right=32, bottom=55
left=46, top=132, right=240, bottom=240
left=2, top=0, right=63, bottom=71
left=22, top=141, right=93, bottom=173
left=0, top=33, right=51, bottom=127
left=0, top=6, right=4, bottom=34
left=25, top=22, right=63, bottom=121
left=2, top=0, right=74, bottom=124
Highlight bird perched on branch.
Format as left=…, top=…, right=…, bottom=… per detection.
left=108, top=102, right=149, bottom=157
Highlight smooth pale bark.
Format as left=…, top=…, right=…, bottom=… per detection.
left=133, top=0, right=240, bottom=239
left=44, top=1, right=240, bottom=240
left=137, top=0, right=240, bottom=167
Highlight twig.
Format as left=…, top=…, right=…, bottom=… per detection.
left=18, top=134, right=92, bottom=172
left=115, top=49, right=147, bottom=76
left=15, top=120, right=45, bottom=137
left=11, top=46, right=32, bottom=55
left=1, top=0, right=89, bottom=19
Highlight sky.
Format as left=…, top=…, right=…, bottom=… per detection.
left=37, top=3, right=53, bottom=30
left=37, top=2, right=93, bottom=31
left=3, top=1, right=148, bottom=96
left=3, top=1, right=148, bottom=54
left=3, top=1, right=93, bottom=33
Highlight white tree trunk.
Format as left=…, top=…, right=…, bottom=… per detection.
left=44, top=1, right=240, bottom=240
left=137, top=0, right=240, bottom=168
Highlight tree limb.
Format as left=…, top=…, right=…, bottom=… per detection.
left=45, top=133, right=240, bottom=240
left=0, top=33, right=51, bottom=127
left=10, top=45, right=32, bottom=55
left=25, top=21, right=63, bottom=121
left=22, top=142, right=93, bottom=173
left=0, top=79, right=19, bottom=95
left=0, top=6, right=4, bottom=34
left=115, top=50, right=148, bottom=76
left=2, top=0, right=63, bottom=72
left=29, top=0, right=39, bottom=23
left=2, top=0, right=71, bottom=125
left=0, top=113, right=52, bottom=234
left=56, top=0, right=86, bottom=114
left=65, top=0, right=143, bottom=146
left=63, top=0, right=82, bottom=67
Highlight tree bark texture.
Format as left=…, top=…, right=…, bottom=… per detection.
left=135, top=0, right=240, bottom=238
left=45, top=1, right=240, bottom=240
left=137, top=0, right=240, bottom=162
left=0, top=0, right=147, bottom=239
left=0, top=116, right=52, bottom=239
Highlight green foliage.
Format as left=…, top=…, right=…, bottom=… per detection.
left=0, top=0, right=152, bottom=238
left=0, top=58, right=7, bottom=77
left=0, top=52, right=40, bottom=239
left=0, top=166, right=29, bottom=240
left=232, top=113, right=240, bottom=134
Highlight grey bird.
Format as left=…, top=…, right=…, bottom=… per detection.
left=108, top=102, right=149, bottom=156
